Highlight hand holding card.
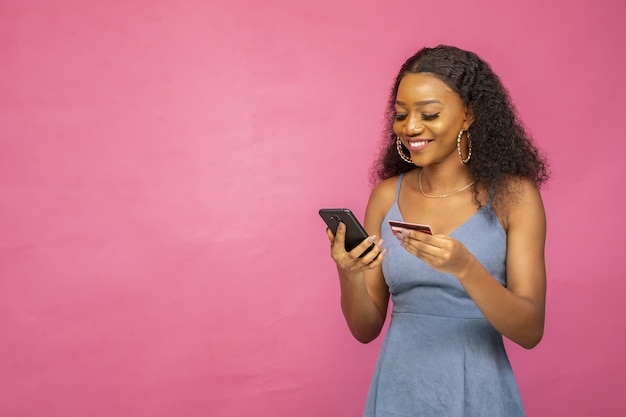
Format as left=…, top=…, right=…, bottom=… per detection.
left=388, top=220, right=433, bottom=235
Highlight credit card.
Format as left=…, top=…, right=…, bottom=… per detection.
left=388, top=220, right=433, bottom=235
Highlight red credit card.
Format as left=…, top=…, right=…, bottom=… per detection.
left=388, top=220, right=433, bottom=235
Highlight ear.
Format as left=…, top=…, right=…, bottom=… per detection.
left=463, top=107, right=475, bottom=130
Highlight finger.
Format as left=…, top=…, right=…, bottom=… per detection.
left=333, top=222, right=347, bottom=248
left=406, top=230, right=444, bottom=250
left=405, top=229, right=429, bottom=241
left=326, top=227, right=336, bottom=243
left=349, top=234, right=378, bottom=259
left=374, top=248, right=388, bottom=265
left=392, top=229, right=408, bottom=240
left=365, top=246, right=387, bottom=268
left=403, top=235, right=449, bottom=266
left=401, top=236, right=432, bottom=259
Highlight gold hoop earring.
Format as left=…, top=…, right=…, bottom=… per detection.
left=457, top=130, right=472, bottom=164
left=396, top=136, right=414, bottom=164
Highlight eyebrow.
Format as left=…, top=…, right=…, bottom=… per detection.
left=395, top=99, right=442, bottom=106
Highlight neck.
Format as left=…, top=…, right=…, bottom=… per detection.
left=418, top=167, right=474, bottom=198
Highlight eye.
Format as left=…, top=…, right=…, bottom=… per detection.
left=394, top=113, right=407, bottom=121
left=421, top=112, right=440, bottom=120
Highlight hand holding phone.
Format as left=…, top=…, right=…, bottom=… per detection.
left=319, top=208, right=374, bottom=258
left=388, top=220, right=433, bottom=236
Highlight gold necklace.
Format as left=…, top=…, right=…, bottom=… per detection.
left=418, top=170, right=475, bottom=199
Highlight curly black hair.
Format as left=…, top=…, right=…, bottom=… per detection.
left=371, top=45, right=549, bottom=205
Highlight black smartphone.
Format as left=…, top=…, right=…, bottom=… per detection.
left=319, top=208, right=374, bottom=257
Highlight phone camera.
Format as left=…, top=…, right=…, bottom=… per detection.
left=330, top=215, right=341, bottom=222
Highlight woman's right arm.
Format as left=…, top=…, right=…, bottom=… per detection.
left=327, top=180, right=395, bottom=343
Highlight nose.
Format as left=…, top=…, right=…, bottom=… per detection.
left=405, top=114, right=424, bottom=135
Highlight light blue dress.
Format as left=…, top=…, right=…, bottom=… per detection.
left=363, top=174, right=525, bottom=417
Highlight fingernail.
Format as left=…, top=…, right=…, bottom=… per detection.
left=367, top=235, right=377, bottom=243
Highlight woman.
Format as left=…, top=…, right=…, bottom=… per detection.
left=326, top=45, right=549, bottom=416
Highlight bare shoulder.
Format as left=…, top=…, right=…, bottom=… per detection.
left=368, top=176, right=401, bottom=214
left=500, top=176, right=546, bottom=233
left=371, top=176, right=400, bottom=201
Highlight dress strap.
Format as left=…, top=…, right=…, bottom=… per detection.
left=486, top=181, right=498, bottom=208
left=394, top=174, right=404, bottom=204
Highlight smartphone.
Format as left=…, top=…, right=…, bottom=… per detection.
left=319, top=208, right=374, bottom=257
left=388, top=220, right=433, bottom=235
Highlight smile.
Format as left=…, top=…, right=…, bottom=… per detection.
left=407, top=139, right=432, bottom=149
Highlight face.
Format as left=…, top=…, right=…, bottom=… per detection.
left=394, top=72, right=473, bottom=167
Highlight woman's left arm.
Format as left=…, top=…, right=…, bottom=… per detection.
left=461, top=179, right=547, bottom=348
left=400, top=179, right=547, bottom=348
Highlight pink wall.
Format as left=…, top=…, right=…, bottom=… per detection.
left=1, top=0, right=624, bottom=416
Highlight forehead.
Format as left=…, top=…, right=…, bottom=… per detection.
left=396, top=72, right=462, bottom=104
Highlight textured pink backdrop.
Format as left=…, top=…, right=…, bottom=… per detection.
left=1, top=0, right=625, bottom=416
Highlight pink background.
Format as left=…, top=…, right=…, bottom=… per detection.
left=1, top=0, right=624, bottom=416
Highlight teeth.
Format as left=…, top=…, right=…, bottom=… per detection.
left=408, top=140, right=429, bottom=147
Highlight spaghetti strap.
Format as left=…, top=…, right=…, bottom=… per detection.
left=486, top=182, right=497, bottom=209
left=394, top=174, right=404, bottom=204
